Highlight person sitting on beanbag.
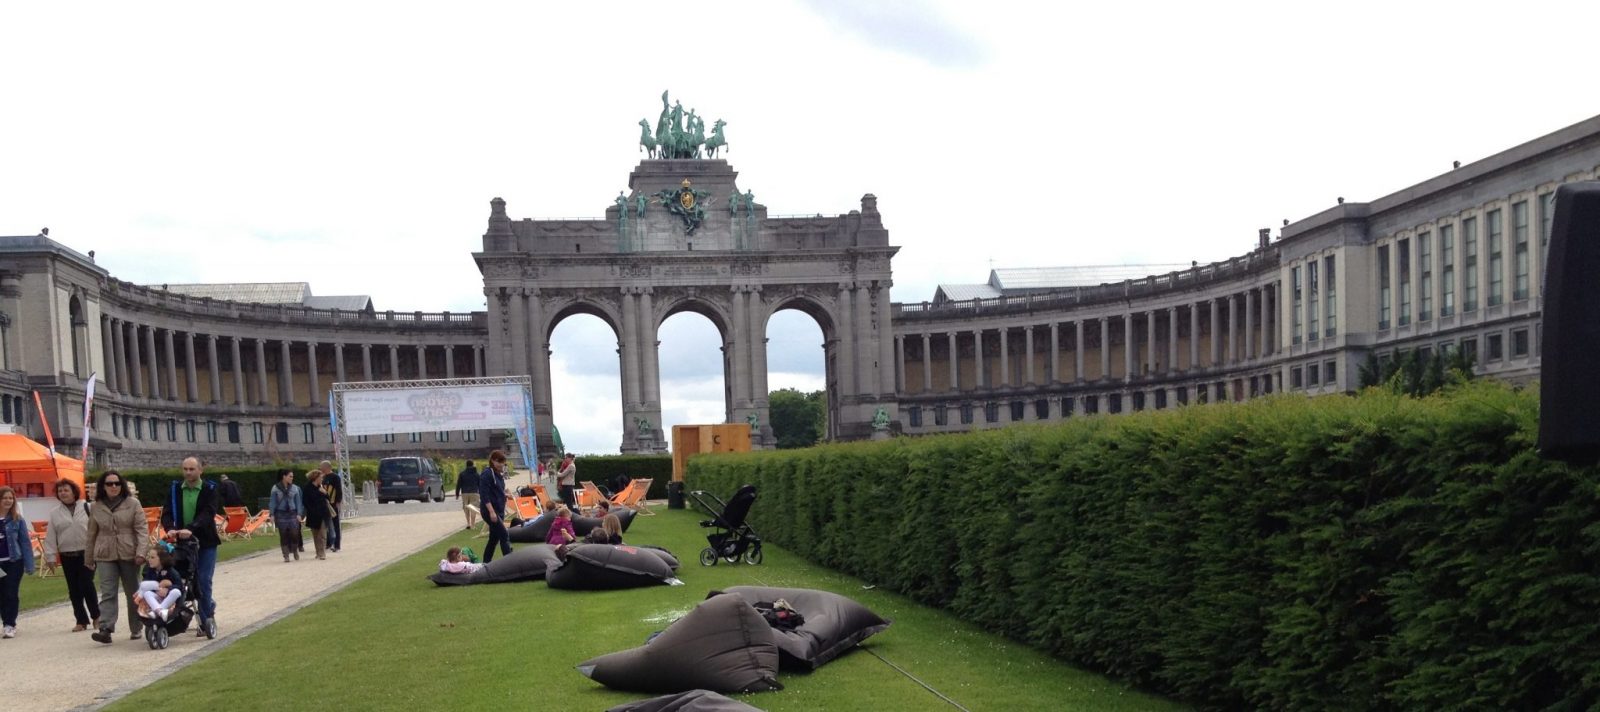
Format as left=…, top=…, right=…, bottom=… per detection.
left=585, top=514, right=625, bottom=545
left=439, top=546, right=483, bottom=575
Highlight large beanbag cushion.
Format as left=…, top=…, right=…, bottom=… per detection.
left=713, top=586, right=892, bottom=670
left=427, top=545, right=560, bottom=586
left=578, top=593, right=782, bottom=694
left=637, top=545, right=679, bottom=571
left=511, top=514, right=609, bottom=543
left=546, top=544, right=678, bottom=590
left=606, top=689, right=762, bottom=712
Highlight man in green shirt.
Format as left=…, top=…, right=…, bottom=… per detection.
left=161, top=456, right=221, bottom=637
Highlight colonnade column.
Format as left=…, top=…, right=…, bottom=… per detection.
left=973, top=329, right=984, bottom=387
left=230, top=336, right=244, bottom=405
left=1245, top=289, right=1256, bottom=360
left=1189, top=304, right=1199, bottom=370
left=183, top=332, right=198, bottom=402
left=1167, top=307, right=1178, bottom=374
left=163, top=329, right=179, bottom=401
left=875, top=282, right=896, bottom=398
left=1049, top=322, right=1060, bottom=385
left=854, top=282, right=877, bottom=395
left=921, top=333, right=932, bottom=392
left=1099, top=319, right=1110, bottom=381
left=108, top=318, right=126, bottom=394
left=1024, top=326, right=1035, bottom=385
left=415, top=344, right=426, bottom=380
left=998, top=327, right=1010, bottom=387
left=508, top=289, right=529, bottom=377
left=1264, top=285, right=1276, bottom=356
left=1123, top=313, right=1134, bottom=382
left=1209, top=299, right=1221, bottom=367
left=101, top=317, right=119, bottom=393
left=1146, top=311, right=1157, bottom=374
left=750, top=287, right=770, bottom=427
left=946, top=332, right=958, bottom=391
left=836, top=284, right=856, bottom=396
left=207, top=335, right=221, bottom=404
left=308, top=342, right=320, bottom=406
left=254, top=338, right=268, bottom=406
left=334, top=343, right=347, bottom=384
left=729, top=286, right=749, bottom=415
left=894, top=335, right=906, bottom=392
left=445, top=344, right=456, bottom=379
left=388, top=345, right=400, bottom=382
left=278, top=340, right=293, bottom=405
left=361, top=344, right=373, bottom=382
left=1074, top=320, right=1084, bottom=383
left=638, top=288, right=662, bottom=451
left=475, top=345, right=486, bottom=377
left=143, top=325, right=160, bottom=399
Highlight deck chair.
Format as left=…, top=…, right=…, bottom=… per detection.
left=579, top=481, right=603, bottom=509
left=513, top=496, right=540, bottom=521
left=31, top=529, right=58, bottom=577
left=222, top=507, right=249, bottom=537
left=626, top=478, right=657, bottom=515
left=531, top=484, right=552, bottom=510
left=237, top=510, right=272, bottom=539
left=143, top=506, right=165, bottom=540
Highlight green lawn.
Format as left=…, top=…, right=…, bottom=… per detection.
left=105, top=511, right=1183, bottom=712
left=19, top=525, right=337, bottom=614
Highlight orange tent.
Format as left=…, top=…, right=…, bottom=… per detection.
left=0, top=432, right=86, bottom=501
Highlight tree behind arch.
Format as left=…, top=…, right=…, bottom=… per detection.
left=769, top=388, right=825, bottom=449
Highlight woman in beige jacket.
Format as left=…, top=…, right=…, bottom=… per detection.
left=43, top=479, right=100, bottom=632
left=84, top=471, right=150, bottom=645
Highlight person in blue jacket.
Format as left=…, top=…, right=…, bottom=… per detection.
left=269, top=469, right=304, bottom=563
left=478, top=450, right=513, bottom=562
left=0, top=486, right=37, bottom=639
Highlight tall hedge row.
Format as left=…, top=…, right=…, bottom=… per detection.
left=685, top=382, right=1600, bottom=710
left=575, top=455, right=672, bottom=499
left=111, top=460, right=409, bottom=512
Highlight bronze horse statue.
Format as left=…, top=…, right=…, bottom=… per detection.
left=638, top=119, right=658, bottom=158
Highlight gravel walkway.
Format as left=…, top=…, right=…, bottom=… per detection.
left=5, top=509, right=463, bottom=712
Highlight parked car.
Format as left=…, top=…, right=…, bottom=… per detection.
left=376, top=456, right=446, bottom=503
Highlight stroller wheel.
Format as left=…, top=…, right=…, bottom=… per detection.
left=156, top=627, right=169, bottom=649
left=699, top=548, right=718, bottom=566
left=145, top=627, right=159, bottom=650
left=745, top=545, right=764, bottom=565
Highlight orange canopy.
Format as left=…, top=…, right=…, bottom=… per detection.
left=0, top=432, right=86, bottom=499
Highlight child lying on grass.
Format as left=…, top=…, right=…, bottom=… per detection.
left=439, top=546, right=484, bottom=575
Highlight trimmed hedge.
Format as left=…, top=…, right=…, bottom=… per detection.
left=685, top=382, right=1600, bottom=711
left=575, top=455, right=672, bottom=499
left=112, top=460, right=467, bottom=512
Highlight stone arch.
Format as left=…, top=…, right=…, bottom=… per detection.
left=762, top=291, right=838, bottom=341
left=651, top=292, right=733, bottom=337
left=761, top=290, right=843, bottom=442
left=544, top=294, right=623, bottom=342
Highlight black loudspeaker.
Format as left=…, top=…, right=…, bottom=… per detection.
left=1538, top=181, right=1600, bottom=464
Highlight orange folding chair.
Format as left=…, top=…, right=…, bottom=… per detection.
left=626, top=478, right=656, bottom=515
left=143, top=506, right=165, bottom=540
left=579, top=482, right=603, bottom=509
left=31, top=529, right=58, bottom=577
left=531, top=484, right=552, bottom=510
left=513, top=496, right=540, bottom=521
left=222, top=507, right=249, bottom=537
left=237, top=510, right=272, bottom=539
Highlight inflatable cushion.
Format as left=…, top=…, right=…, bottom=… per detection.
left=546, top=544, right=677, bottom=590
left=427, top=545, right=560, bottom=586
left=637, top=545, right=679, bottom=571
left=605, top=689, right=762, bottom=712
left=510, top=514, right=606, bottom=543
left=713, top=586, right=891, bottom=670
left=579, top=594, right=782, bottom=694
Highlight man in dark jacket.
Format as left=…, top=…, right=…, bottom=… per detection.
left=216, top=475, right=245, bottom=508
left=478, top=451, right=512, bottom=562
left=455, top=460, right=481, bottom=530
left=161, top=456, right=221, bottom=635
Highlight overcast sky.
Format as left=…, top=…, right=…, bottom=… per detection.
left=5, top=1, right=1598, bottom=453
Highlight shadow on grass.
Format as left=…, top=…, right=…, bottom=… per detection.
left=102, top=511, right=1183, bottom=712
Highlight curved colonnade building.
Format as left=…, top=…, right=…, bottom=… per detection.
left=3, top=114, right=1598, bottom=467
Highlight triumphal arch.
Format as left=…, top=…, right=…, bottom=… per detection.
left=475, top=92, right=899, bottom=453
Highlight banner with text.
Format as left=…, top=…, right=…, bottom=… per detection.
left=342, top=384, right=529, bottom=437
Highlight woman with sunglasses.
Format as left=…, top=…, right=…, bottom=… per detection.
left=85, top=471, right=151, bottom=645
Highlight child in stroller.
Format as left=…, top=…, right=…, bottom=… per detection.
left=138, top=536, right=204, bottom=649
left=689, top=484, right=763, bottom=566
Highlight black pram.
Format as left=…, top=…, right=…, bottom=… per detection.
left=689, top=484, right=763, bottom=566
left=139, top=535, right=212, bottom=649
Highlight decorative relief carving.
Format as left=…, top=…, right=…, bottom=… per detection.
left=730, top=260, right=767, bottom=276
left=616, top=264, right=652, bottom=278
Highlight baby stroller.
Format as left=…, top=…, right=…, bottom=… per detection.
left=140, top=536, right=213, bottom=649
left=689, top=484, right=763, bottom=566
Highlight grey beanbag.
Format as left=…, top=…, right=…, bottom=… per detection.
left=713, top=586, right=891, bottom=670
left=510, top=514, right=608, bottom=543
left=546, top=544, right=677, bottom=590
left=579, top=593, right=782, bottom=694
left=427, top=545, right=560, bottom=586
left=637, top=545, right=680, bottom=571
left=606, top=689, right=763, bottom=712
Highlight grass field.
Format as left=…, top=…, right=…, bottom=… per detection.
left=105, top=510, right=1183, bottom=711
left=19, top=525, right=334, bottom=615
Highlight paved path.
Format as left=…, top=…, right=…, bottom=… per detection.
left=6, top=509, right=463, bottom=712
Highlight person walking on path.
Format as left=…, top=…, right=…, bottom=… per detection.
left=86, top=471, right=150, bottom=644
left=216, top=474, right=245, bottom=509
left=1, top=486, right=37, bottom=639
left=478, top=450, right=512, bottom=563
left=161, top=456, right=222, bottom=635
left=455, top=460, right=481, bottom=530
left=303, top=470, right=332, bottom=561
left=319, top=461, right=344, bottom=553
left=269, top=470, right=304, bottom=563
left=43, top=479, right=99, bottom=632
left=556, top=453, right=578, bottom=509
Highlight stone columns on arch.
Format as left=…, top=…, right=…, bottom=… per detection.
left=523, top=287, right=557, bottom=454
left=835, top=283, right=856, bottom=396
left=637, top=288, right=663, bottom=453
left=619, top=286, right=645, bottom=452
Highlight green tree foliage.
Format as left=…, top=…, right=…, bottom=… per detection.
left=769, top=388, right=825, bottom=449
left=687, top=382, right=1600, bottom=711
left=1357, top=347, right=1475, bottom=396
left=573, top=454, right=672, bottom=498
